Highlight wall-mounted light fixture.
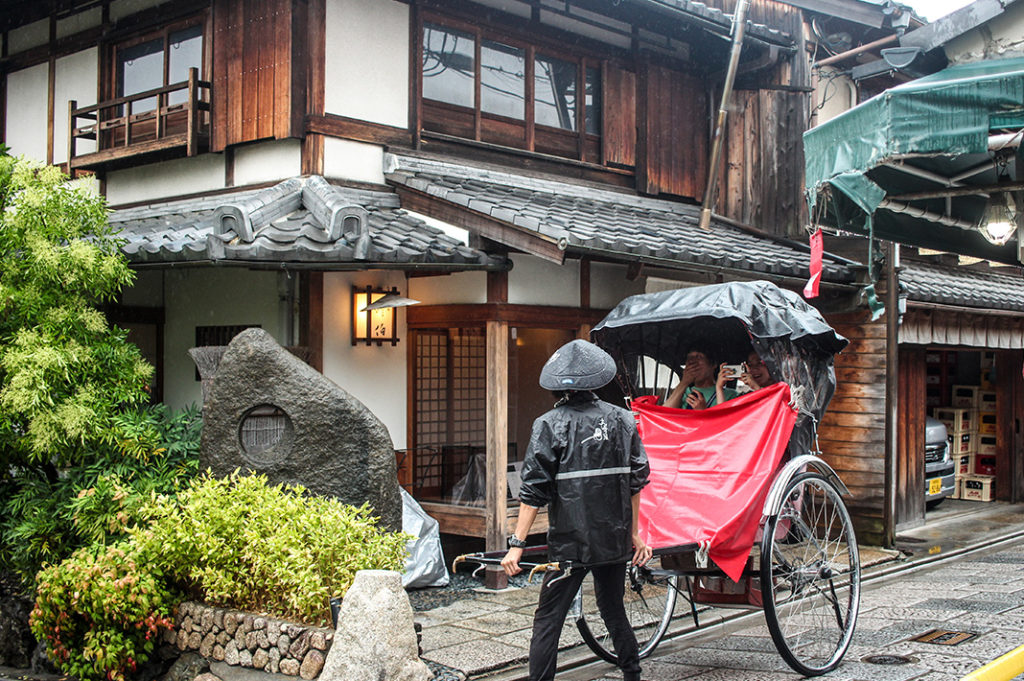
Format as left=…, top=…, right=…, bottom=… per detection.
left=351, top=286, right=420, bottom=346
left=980, top=189, right=1019, bottom=245
left=980, top=156, right=1021, bottom=246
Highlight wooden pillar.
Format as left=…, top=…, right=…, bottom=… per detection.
left=882, top=242, right=899, bottom=548
left=996, top=350, right=1023, bottom=502
left=484, top=319, right=509, bottom=589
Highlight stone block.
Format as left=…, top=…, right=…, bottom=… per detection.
left=279, top=659, right=300, bottom=676
left=308, top=631, right=327, bottom=651
left=319, top=570, right=430, bottom=681
left=199, top=632, right=216, bottom=658
left=299, top=650, right=324, bottom=680
left=288, top=631, right=309, bottom=659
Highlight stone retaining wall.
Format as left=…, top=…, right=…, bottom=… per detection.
left=167, top=602, right=332, bottom=680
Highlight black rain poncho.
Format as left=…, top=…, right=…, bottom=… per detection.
left=518, top=392, right=650, bottom=565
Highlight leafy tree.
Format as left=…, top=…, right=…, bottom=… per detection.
left=0, top=154, right=161, bottom=581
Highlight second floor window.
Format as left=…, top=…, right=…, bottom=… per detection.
left=115, top=23, right=204, bottom=112
left=421, top=18, right=601, bottom=162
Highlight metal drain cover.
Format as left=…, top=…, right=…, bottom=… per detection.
left=911, top=629, right=979, bottom=646
left=862, top=654, right=916, bottom=665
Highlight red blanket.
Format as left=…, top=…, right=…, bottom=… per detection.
left=633, top=382, right=796, bottom=581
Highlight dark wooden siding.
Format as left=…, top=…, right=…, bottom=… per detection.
left=896, top=346, right=926, bottom=529
left=211, top=0, right=305, bottom=151
left=722, top=89, right=807, bottom=235
left=818, top=311, right=887, bottom=546
left=602, top=63, right=636, bottom=168
left=638, top=62, right=707, bottom=199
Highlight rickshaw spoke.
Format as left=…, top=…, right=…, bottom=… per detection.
left=762, top=472, right=860, bottom=677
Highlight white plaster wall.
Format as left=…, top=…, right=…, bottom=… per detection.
left=58, top=7, right=103, bottom=39
left=106, top=154, right=226, bottom=206
left=812, top=67, right=858, bottom=125
left=408, top=270, right=488, bottom=304
left=508, top=254, right=579, bottom=306
left=8, top=19, right=48, bottom=55
left=323, top=137, right=386, bottom=185
left=945, top=2, right=1024, bottom=63
left=233, top=139, right=302, bottom=187
left=325, top=0, right=408, bottom=127
left=54, top=48, right=99, bottom=165
left=161, top=268, right=286, bottom=410
left=322, top=271, right=410, bottom=449
left=590, top=261, right=645, bottom=309
left=5, top=63, right=50, bottom=163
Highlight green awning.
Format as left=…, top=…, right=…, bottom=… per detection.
left=804, top=57, right=1024, bottom=265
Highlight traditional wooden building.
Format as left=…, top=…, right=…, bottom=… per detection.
left=804, top=1, right=1024, bottom=545
left=3, top=0, right=965, bottom=560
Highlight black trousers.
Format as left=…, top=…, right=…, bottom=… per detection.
left=528, top=562, right=641, bottom=681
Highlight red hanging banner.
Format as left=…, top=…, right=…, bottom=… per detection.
left=633, top=383, right=797, bottom=581
left=803, top=229, right=823, bottom=299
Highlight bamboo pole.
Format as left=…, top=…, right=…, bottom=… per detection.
left=698, top=0, right=750, bottom=230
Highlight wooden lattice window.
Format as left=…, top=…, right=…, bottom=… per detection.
left=411, top=327, right=486, bottom=499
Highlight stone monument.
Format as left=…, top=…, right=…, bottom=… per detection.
left=199, top=328, right=401, bottom=531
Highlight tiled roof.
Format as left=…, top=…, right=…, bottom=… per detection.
left=110, top=176, right=503, bottom=269
left=648, top=0, right=792, bottom=45
left=901, top=260, right=1024, bottom=312
left=384, top=154, right=854, bottom=283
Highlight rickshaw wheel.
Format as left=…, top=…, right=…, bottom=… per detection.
left=760, top=471, right=861, bottom=676
left=576, top=563, right=678, bottom=663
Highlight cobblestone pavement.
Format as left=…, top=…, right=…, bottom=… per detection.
left=556, top=537, right=1024, bottom=681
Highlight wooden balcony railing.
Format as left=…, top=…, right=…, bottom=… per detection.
left=69, top=67, right=211, bottom=171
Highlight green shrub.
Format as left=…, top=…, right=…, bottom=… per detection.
left=1, top=404, right=200, bottom=584
left=135, top=471, right=410, bottom=625
left=30, top=542, right=176, bottom=681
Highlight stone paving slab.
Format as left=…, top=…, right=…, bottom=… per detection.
left=423, top=638, right=527, bottom=676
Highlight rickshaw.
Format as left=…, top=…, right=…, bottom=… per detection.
left=455, top=280, right=859, bottom=677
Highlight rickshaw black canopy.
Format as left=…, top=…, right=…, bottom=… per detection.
left=591, top=280, right=848, bottom=454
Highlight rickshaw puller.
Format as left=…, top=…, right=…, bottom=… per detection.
left=501, top=339, right=652, bottom=681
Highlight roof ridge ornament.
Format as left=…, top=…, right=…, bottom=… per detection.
left=302, top=176, right=371, bottom=258
left=213, top=177, right=304, bottom=243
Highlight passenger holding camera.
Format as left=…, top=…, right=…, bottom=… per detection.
left=735, top=350, right=776, bottom=391
left=664, top=349, right=739, bottom=410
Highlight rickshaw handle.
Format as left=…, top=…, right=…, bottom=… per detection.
left=761, top=454, right=851, bottom=518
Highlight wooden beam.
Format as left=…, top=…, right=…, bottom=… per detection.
left=580, top=257, right=591, bottom=309
left=407, top=303, right=608, bottom=329
left=418, top=501, right=548, bottom=537
left=485, top=319, right=509, bottom=555
left=306, top=113, right=412, bottom=147
left=393, top=185, right=567, bottom=263
left=68, top=132, right=202, bottom=169
left=487, top=270, right=508, bottom=303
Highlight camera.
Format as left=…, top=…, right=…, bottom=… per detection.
left=721, top=363, right=744, bottom=377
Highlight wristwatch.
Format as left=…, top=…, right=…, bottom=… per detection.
left=507, top=535, right=527, bottom=549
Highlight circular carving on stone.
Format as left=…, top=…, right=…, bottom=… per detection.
left=239, top=403, right=294, bottom=466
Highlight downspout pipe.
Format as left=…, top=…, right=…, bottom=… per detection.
left=698, top=0, right=749, bottom=230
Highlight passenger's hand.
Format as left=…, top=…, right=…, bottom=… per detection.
left=501, top=548, right=523, bottom=576
left=740, top=368, right=761, bottom=391
left=685, top=390, right=707, bottom=409
left=716, top=363, right=732, bottom=389
left=631, top=537, right=653, bottom=566
left=680, top=363, right=699, bottom=386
